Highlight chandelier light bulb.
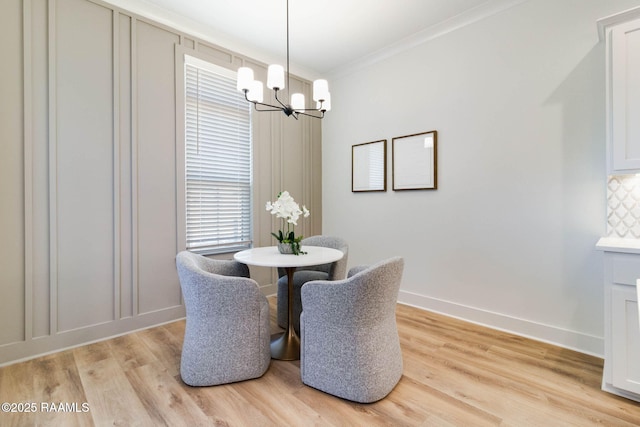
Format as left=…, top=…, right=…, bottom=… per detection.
left=312, top=79, right=329, bottom=102
left=317, top=92, right=331, bottom=111
left=267, top=65, right=285, bottom=90
left=237, top=67, right=254, bottom=92
left=291, top=93, right=305, bottom=111
left=247, top=80, right=264, bottom=103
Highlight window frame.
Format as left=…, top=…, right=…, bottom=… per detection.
left=176, top=51, right=253, bottom=255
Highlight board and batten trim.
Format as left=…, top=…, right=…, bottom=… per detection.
left=1, top=0, right=320, bottom=366
left=112, top=7, right=121, bottom=323
left=23, top=0, right=34, bottom=344
left=47, top=0, right=59, bottom=337
left=130, top=15, right=140, bottom=317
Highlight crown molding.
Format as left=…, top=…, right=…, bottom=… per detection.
left=98, top=0, right=321, bottom=80
left=328, top=0, right=529, bottom=81
left=100, top=0, right=528, bottom=82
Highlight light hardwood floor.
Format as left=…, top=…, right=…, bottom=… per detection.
left=1, top=298, right=639, bottom=426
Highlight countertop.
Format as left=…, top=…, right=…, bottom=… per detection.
left=596, top=237, right=640, bottom=254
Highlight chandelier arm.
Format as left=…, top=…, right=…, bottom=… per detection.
left=253, top=103, right=285, bottom=112
left=292, top=104, right=327, bottom=113
left=273, top=89, right=289, bottom=109
left=243, top=90, right=284, bottom=111
left=296, top=110, right=325, bottom=119
left=293, top=99, right=327, bottom=114
left=292, top=106, right=325, bottom=112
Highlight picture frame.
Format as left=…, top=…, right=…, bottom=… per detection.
left=352, top=140, right=387, bottom=192
left=392, top=130, right=437, bottom=191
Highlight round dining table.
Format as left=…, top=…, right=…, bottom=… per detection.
left=234, top=245, right=344, bottom=360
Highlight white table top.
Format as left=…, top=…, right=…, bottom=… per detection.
left=234, top=246, right=343, bottom=268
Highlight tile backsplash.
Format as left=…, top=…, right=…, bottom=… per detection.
left=608, top=175, right=640, bottom=238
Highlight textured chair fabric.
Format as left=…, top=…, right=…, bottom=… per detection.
left=299, top=257, right=404, bottom=403
left=276, top=236, right=348, bottom=334
left=176, top=251, right=270, bottom=386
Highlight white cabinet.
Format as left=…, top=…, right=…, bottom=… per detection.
left=599, top=8, right=640, bottom=174
left=611, top=284, right=640, bottom=394
left=597, top=239, right=640, bottom=402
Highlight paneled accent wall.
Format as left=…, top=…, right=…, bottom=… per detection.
left=0, top=0, right=322, bottom=365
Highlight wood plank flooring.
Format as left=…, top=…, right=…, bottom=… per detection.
left=1, top=298, right=639, bottom=426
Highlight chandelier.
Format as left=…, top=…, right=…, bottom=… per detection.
left=236, top=0, right=330, bottom=119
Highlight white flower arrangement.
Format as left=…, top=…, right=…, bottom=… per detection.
left=266, top=191, right=310, bottom=255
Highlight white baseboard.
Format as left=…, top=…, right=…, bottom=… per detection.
left=602, top=381, right=640, bottom=403
left=0, top=306, right=185, bottom=367
left=398, top=289, right=604, bottom=358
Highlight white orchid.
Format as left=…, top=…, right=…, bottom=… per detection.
left=266, top=191, right=311, bottom=255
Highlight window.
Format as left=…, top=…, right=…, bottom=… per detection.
left=184, top=57, right=252, bottom=254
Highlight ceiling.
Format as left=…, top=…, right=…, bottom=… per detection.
left=108, top=0, right=524, bottom=78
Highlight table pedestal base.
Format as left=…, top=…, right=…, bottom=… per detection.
left=233, top=247, right=343, bottom=361
left=270, top=266, right=300, bottom=360
left=270, top=329, right=300, bottom=361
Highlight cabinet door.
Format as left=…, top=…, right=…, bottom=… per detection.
left=611, top=285, right=640, bottom=394
left=611, top=19, right=640, bottom=172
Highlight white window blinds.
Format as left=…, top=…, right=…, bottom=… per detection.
left=185, top=61, right=252, bottom=253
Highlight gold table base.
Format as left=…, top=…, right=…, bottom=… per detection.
left=270, top=330, right=300, bottom=360
left=271, top=266, right=300, bottom=360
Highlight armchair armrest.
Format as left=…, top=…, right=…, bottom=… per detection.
left=347, top=265, right=369, bottom=278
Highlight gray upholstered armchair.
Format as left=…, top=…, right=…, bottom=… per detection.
left=299, top=257, right=404, bottom=403
left=276, top=235, right=348, bottom=334
left=176, top=251, right=270, bottom=386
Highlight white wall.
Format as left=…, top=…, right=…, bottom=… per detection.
left=323, top=0, right=640, bottom=356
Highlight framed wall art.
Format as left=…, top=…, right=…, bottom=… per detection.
left=352, top=140, right=387, bottom=192
left=392, top=130, right=437, bottom=191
